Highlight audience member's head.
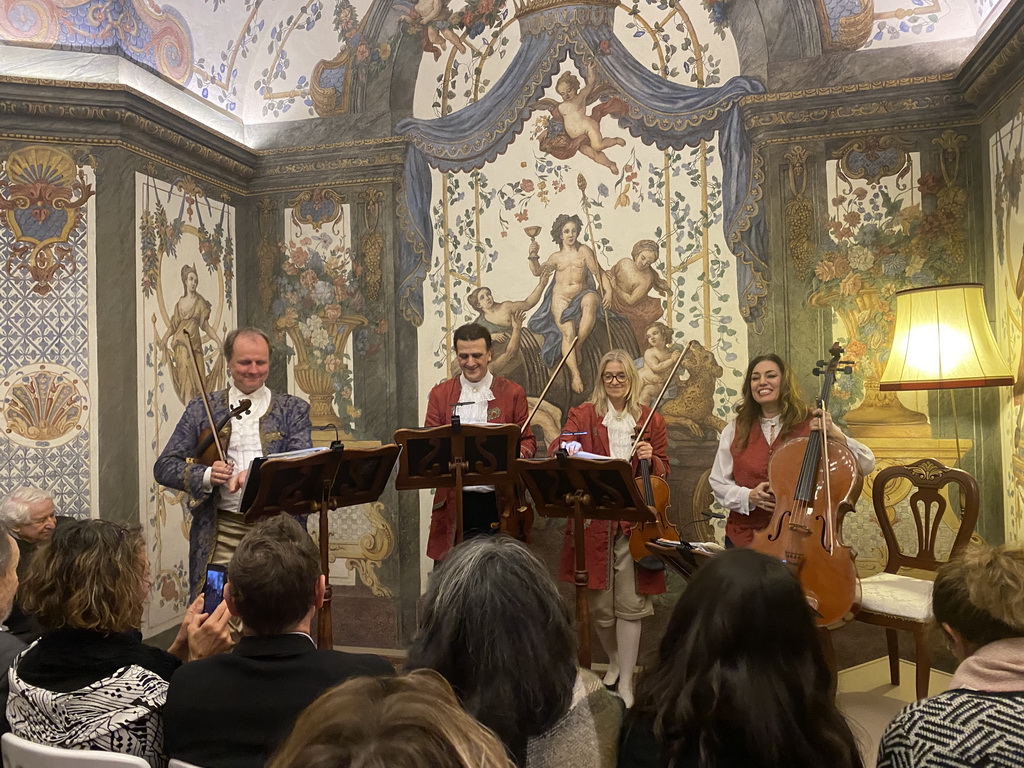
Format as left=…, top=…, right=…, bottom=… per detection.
left=0, top=525, right=18, bottom=623
left=20, top=519, right=147, bottom=633
left=0, top=486, right=56, bottom=545
left=226, top=513, right=324, bottom=636
left=933, top=543, right=1024, bottom=660
left=630, top=548, right=863, bottom=768
left=406, top=536, right=576, bottom=764
left=268, top=670, right=513, bottom=768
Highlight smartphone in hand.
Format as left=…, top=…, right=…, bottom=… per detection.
left=203, top=564, right=227, bottom=615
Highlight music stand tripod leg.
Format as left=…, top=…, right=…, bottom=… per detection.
left=453, top=459, right=466, bottom=546
left=571, top=491, right=591, bottom=669
left=317, top=478, right=334, bottom=650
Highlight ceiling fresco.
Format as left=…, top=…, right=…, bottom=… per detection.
left=0, top=0, right=1012, bottom=135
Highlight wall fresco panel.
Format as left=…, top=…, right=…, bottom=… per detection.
left=137, top=173, right=236, bottom=636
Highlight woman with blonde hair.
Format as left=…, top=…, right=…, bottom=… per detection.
left=709, top=353, right=873, bottom=547
left=268, top=670, right=513, bottom=768
left=554, top=348, right=668, bottom=708
left=878, top=543, right=1024, bottom=767
left=6, top=519, right=231, bottom=765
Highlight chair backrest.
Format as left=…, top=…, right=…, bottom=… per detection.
left=871, top=458, right=980, bottom=574
left=1, top=733, right=150, bottom=767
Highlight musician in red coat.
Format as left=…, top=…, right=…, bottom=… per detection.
left=709, top=353, right=874, bottom=547
left=424, top=323, right=536, bottom=563
left=551, top=349, right=668, bottom=709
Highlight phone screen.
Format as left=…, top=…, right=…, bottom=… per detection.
left=203, top=564, right=227, bottom=615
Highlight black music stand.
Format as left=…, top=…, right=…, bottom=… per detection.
left=516, top=454, right=654, bottom=669
left=394, top=423, right=520, bottom=546
left=241, top=444, right=400, bottom=649
left=644, top=539, right=714, bottom=579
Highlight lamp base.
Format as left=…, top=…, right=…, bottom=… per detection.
left=845, top=399, right=930, bottom=439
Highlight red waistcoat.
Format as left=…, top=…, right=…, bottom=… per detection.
left=727, top=417, right=812, bottom=547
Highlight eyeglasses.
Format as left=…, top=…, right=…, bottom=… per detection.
left=602, top=372, right=628, bottom=383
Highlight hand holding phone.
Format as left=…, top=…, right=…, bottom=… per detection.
left=203, top=564, right=227, bottom=616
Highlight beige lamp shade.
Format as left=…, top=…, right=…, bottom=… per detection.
left=879, top=283, right=1013, bottom=391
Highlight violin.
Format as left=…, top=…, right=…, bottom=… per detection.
left=193, top=399, right=252, bottom=465
left=627, top=346, right=686, bottom=565
left=182, top=328, right=250, bottom=467
left=627, top=430, right=678, bottom=567
left=751, top=343, right=861, bottom=627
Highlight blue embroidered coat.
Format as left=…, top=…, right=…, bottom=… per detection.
left=154, top=389, right=312, bottom=598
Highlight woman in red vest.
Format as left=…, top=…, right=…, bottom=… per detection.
left=551, top=349, right=668, bottom=709
left=709, top=353, right=874, bottom=548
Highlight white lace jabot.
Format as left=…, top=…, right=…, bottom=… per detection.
left=603, top=408, right=636, bottom=460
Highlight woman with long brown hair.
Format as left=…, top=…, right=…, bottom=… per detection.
left=709, top=353, right=873, bottom=547
left=619, top=548, right=864, bottom=768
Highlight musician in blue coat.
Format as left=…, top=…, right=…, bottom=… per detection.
left=154, top=327, right=312, bottom=599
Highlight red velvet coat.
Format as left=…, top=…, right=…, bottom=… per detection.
left=423, top=376, right=536, bottom=561
left=727, top=417, right=812, bottom=547
left=550, top=402, right=668, bottom=594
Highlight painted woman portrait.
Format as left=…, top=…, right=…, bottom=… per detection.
left=159, top=264, right=225, bottom=405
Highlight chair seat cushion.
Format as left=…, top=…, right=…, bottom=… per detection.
left=858, top=572, right=933, bottom=622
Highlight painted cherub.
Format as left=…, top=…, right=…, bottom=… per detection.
left=536, top=63, right=627, bottom=174
left=607, top=238, right=669, bottom=344
left=637, top=322, right=683, bottom=406
left=401, top=0, right=466, bottom=61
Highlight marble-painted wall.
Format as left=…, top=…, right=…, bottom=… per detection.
left=0, top=146, right=97, bottom=520
left=136, top=173, right=237, bottom=635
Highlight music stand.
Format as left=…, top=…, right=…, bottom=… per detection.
left=320, top=443, right=401, bottom=649
left=241, top=444, right=400, bottom=649
left=644, top=539, right=715, bottom=579
left=394, top=423, right=520, bottom=546
left=516, top=454, right=654, bottom=669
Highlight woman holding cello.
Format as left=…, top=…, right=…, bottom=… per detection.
left=709, top=353, right=874, bottom=548
left=553, top=349, right=668, bottom=708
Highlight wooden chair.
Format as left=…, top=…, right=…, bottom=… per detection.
left=1, top=733, right=149, bottom=767
left=854, top=458, right=980, bottom=700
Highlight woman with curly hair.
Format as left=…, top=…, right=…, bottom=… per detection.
left=709, top=353, right=874, bottom=547
left=878, top=543, right=1024, bottom=767
left=6, top=518, right=231, bottom=766
left=406, top=536, right=621, bottom=767
left=268, top=670, right=513, bottom=768
left=619, top=548, right=863, bottom=768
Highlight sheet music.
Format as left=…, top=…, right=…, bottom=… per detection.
left=569, top=450, right=611, bottom=460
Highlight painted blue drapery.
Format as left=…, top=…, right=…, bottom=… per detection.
left=397, top=4, right=767, bottom=328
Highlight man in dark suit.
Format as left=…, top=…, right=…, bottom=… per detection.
left=163, top=514, right=392, bottom=768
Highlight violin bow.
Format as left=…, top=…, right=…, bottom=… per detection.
left=629, top=340, right=691, bottom=456
left=183, top=328, right=227, bottom=464
left=521, top=335, right=579, bottom=435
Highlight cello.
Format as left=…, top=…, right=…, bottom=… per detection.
left=627, top=345, right=686, bottom=565
left=751, top=343, right=861, bottom=627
